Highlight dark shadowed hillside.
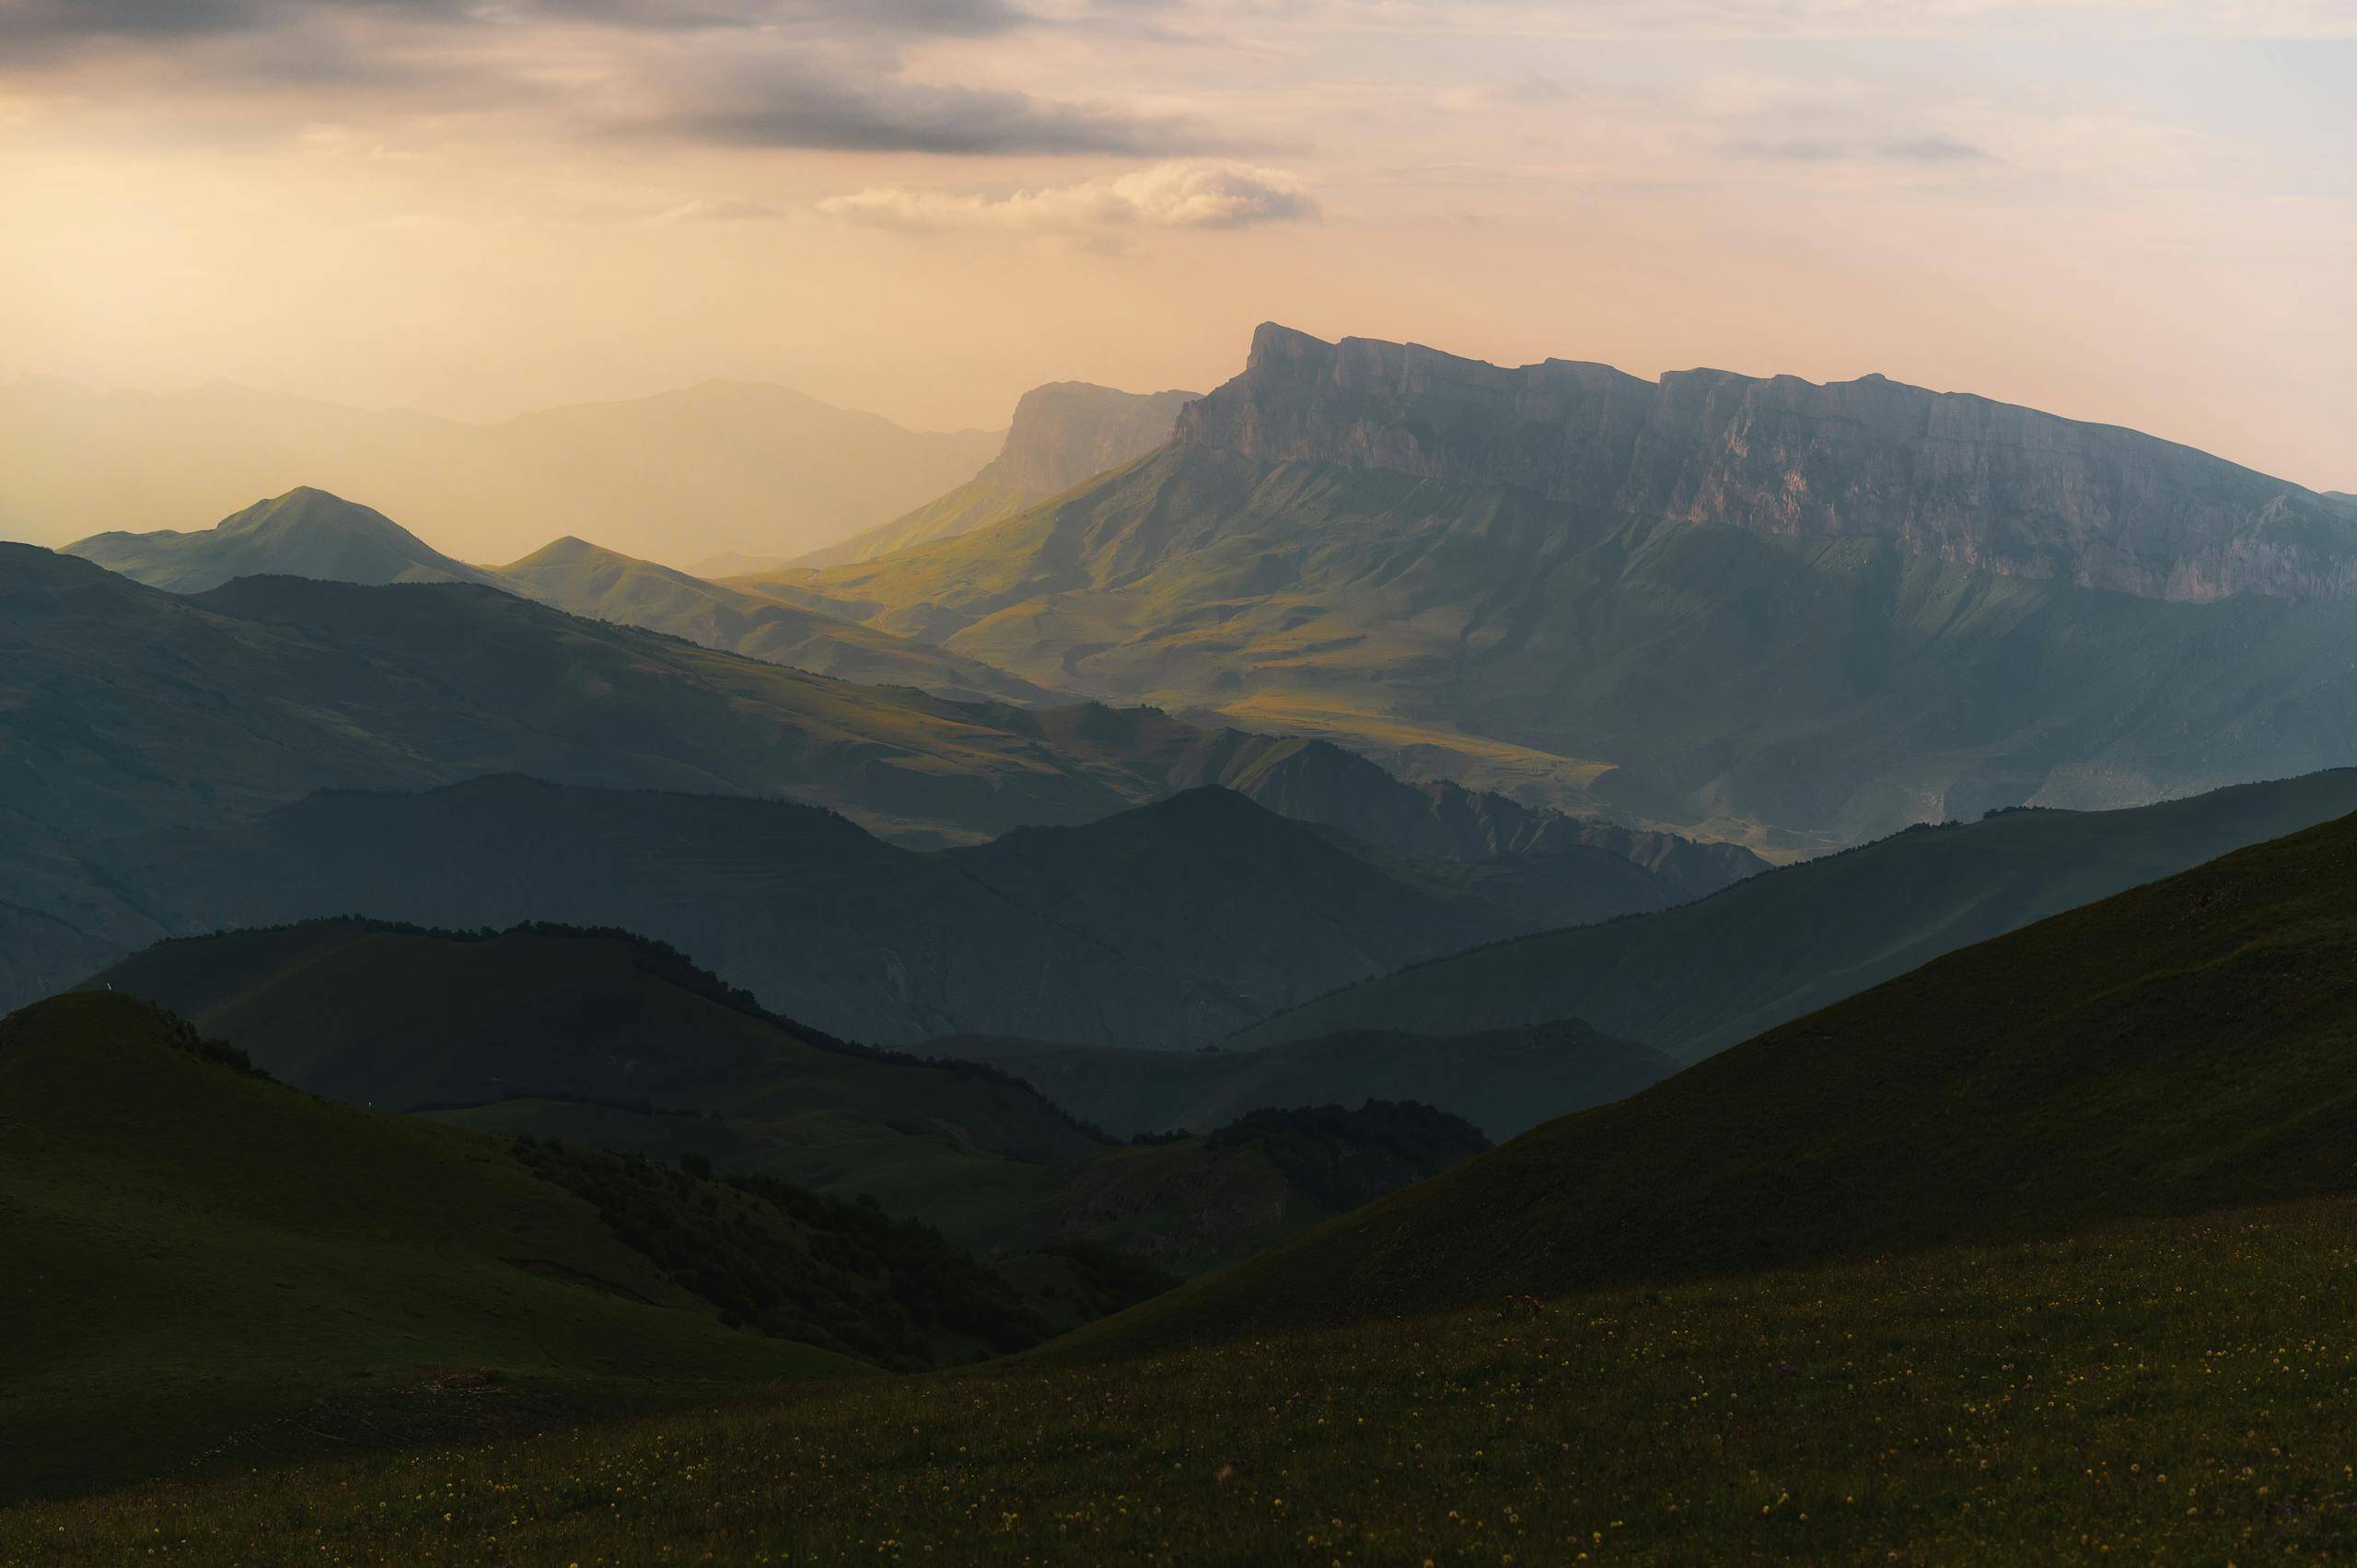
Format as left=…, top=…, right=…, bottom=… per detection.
left=0, top=992, right=853, bottom=1502
left=1073, top=806, right=2357, bottom=1353
left=78, top=776, right=1736, bottom=1047
left=81, top=921, right=1484, bottom=1277
left=1242, top=769, right=2357, bottom=1060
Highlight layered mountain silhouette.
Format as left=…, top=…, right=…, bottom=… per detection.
left=793, top=382, right=1198, bottom=568
left=3, top=538, right=1756, bottom=1018
left=1077, top=803, right=2357, bottom=1353
left=1, top=376, right=1000, bottom=563
left=74, top=778, right=1724, bottom=1046
left=1243, top=768, right=2357, bottom=1059
left=784, top=324, right=2357, bottom=849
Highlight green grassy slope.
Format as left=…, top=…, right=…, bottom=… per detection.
left=932, top=1019, right=1672, bottom=1141
left=1075, top=805, right=2357, bottom=1353
left=0, top=993, right=853, bottom=1503
left=784, top=478, right=1029, bottom=569
left=493, top=534, right=1049, bottom=705
left=1242, top=767, right=2357, bottom=1060
left=790, top=437, right=2357, bottom=852
left=14, top=1195, right=2357, bottom=1562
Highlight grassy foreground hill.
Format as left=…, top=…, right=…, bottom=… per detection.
left=1244, top=767, right=2357, bottom=1060
left=1075, top=803, right=2357, bottom=1355
left=0, top=993, right=853, bottom=1503
left=9, top=1196, right=2355, bottom=1562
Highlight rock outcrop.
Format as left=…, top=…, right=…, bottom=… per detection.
left=1178, top=324, right=2354, bottom=601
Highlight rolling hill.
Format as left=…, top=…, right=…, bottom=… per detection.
left=80, top=920, right=1489, bottom=1275
left=1240, top=767, right=2357, bottom=1059
left=783, top=323, right=2357, bottom=851
left=1071, top=801, right=2357, bottom=1353
left=929, top=1020, right=1672, bottom=1142
left=0, top=991, right=854, bottom=1502
left=82, top=921, right=1107, bottom=1171
left=62, top=486, right=501, bottom=593
left=791, top=381, right=1197, bottom=569
left=0, top=375, right=1001, bottom=564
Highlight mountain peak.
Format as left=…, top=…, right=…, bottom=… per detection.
left=62, top=488, right=496, bottom=595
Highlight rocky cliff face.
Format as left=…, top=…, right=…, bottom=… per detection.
left=1176, top=324, right=2354, bottom=602
left=981, top=382, right=1201, bottom=497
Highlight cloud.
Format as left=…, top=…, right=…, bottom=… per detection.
left=1733, top=134, right=1995, bottom=164
left=817, top=160, right=1317, bottom=242
left=644, top=196, right=786, bottom=224
left=658, top=66, right=1204, bottom=154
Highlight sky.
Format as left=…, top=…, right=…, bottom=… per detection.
left=0, top=1, right=2350, bottom=491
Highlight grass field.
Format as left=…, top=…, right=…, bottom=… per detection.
left=8, top=1195, right=2356, bottom=1563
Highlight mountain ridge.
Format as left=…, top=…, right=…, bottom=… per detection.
left=1186, top=323, right=2353, bottom=602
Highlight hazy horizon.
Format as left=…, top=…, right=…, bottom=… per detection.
left=1, top=3, right=2350, bottom=503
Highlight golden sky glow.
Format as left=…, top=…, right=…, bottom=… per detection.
left=1, top=2, right=2351, bottom=494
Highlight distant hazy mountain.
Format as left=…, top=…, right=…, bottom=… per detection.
left=1081, top=803, right=2357, bottom=1353
left=791, top=324, right=2357, bottom=850
left=0, top=376, right=1000, bottom=564
left=791, top=382, right=1196, bottom=568
left=493, top=534, right=1051, bottom=704
left=63, top=487, right=502, bottom=594
left=77, top=779, right=1694, bottom=1047
left=930, top=1021, right=1673, bottom=1143
left=1240, top=768, right=2357, bottom=1059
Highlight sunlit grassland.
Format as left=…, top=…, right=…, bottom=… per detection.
left=13, top=1197, right=2357, bottom=1564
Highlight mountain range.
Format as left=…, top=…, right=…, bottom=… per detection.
left=0, top=376, right=1000, bottom=564
left=70, top=776, right=1741, bottom=1047
left=767, top=323, right=2357, bottom=851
